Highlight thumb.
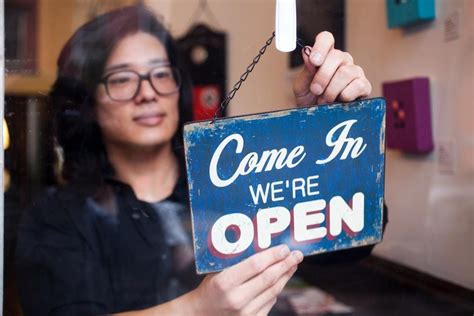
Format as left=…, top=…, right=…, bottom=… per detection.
left=302, top=46, right=317, bottom=74
left=293, top=47, right=317, bottom=105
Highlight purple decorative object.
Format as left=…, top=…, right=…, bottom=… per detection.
left=382, top=77, right=434, bottom=153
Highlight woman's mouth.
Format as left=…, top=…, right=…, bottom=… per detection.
left=133, top=112, right=166, bottom=126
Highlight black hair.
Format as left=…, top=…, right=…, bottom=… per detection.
left=50, top=5, right=193, bottom=190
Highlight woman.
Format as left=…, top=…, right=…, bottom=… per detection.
left=16, top=5, right=371, bottom=316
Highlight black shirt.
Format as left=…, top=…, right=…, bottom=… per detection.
left=16, top=176, right=199, bottom=316
left=16, top=176, right=387, bottom=315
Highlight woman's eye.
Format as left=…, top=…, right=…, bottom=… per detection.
left=153, top=70, right=172, bottom=80
left=108, top=75, right=133, bottom=85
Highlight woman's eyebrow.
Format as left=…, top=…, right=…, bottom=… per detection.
left=148, top=58, right=169, bottom=66
left=103, top=63, right=130, bottom=73
left=104, top=58, right=169, bottom=73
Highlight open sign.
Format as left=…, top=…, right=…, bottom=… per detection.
left=184, top=98, right=386, bottom=274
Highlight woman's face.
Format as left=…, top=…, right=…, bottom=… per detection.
left=95, top=32, right=180, bottom=151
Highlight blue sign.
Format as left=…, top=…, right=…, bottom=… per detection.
left=184, top=98, right=386, bottom=274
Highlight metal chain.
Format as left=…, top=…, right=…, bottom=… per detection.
left=212, top=32, right=276, bottom=122
left=212, top=33, right=311, bottom=123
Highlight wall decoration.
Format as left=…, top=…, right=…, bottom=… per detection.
left=383, top=77, right=434, bottom=153
left=5, top=0, right=38, bottom=74
left=386, top=0, right=435, bottom=29
left=177, top=24, right=227, bottom=120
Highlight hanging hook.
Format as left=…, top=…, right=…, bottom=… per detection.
left=296, top=38, right=311, bottom=57
left=190, top=0, right=222, bottom=29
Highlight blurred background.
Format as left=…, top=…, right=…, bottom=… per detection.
left=3, top=0, right=473, bottom=315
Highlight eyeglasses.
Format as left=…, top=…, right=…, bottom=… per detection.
left=100, top=65, right=181, bottom=101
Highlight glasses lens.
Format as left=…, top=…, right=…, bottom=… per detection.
left=150, top=66, right=181, bottom=95
left=106, top=71, right=139, bottom=101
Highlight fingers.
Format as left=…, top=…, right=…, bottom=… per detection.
left=338, top=77, right=372, bottom=103
left=216, top=244, right=290, bottom=289
left=311, top=49, right=353, bottom=100
left=256, top=297, right=278, bottom=316
left=294, top=31, right=334, bottom=107
left=309, top=31, right=335, bottom=67
left=293, top=31, right=371, bottom=106
left=238, top=250, right=302, bottom=302
left=243, top=253, right=301, bottom=315
left=293, top=48, right=318, bottom=106
left=318, top=64, right=364, bottom=104
left=203, top=246, right=300, bottom=315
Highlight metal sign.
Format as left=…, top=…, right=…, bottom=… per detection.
left=184, top=98, right=386, bottom=274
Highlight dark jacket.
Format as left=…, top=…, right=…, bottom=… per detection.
left=16, top=177, right=197, bottom=316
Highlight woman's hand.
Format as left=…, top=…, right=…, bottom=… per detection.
left=187, top=244, right=303, bottom=316
left=293, top=31, right=372, bottom=106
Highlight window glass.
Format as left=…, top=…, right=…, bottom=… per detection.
left=3, top=1, right=473, bottom=315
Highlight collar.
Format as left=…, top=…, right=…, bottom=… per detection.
left=103, top=172, right=189, bottom=206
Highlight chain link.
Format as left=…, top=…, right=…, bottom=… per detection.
left=212, top=32, right=276, bottom=122
left=211, top=33, right=311, bottom=123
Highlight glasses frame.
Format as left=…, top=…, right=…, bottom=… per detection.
left=100, top=65, right=182, bottom=102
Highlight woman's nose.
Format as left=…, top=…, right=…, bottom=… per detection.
left=134, top=78, right=158, bottom=103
